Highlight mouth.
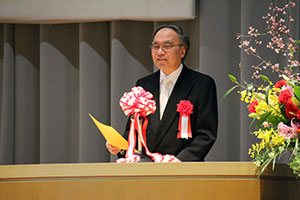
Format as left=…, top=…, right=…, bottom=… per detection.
left=157, top=58, right=167, bottom=62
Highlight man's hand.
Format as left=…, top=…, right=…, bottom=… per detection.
left=106, top=142, right=121, bottom=155
left=170, top=157, right=181, bottom=163
left=161, top=155, right=181, bottom=163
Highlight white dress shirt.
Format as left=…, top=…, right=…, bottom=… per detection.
left=159, top=63, right=183, bottom=119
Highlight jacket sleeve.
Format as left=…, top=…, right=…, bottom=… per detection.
left=117, top=118, right=131, bottom=158
left=176, top=77, right=218, bottom=161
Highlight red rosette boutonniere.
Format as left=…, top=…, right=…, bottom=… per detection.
left=177, top=100, right=193, bottom=139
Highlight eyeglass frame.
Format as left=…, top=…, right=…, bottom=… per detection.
left=150, top=43, right=183, bottom=52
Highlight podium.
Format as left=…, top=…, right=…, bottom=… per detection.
left=0, top=162, right=299, bottom=200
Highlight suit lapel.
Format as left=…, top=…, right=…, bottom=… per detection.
left=147, top=71, right=160, bottom=136
left=152, top=65, right=194, bottom=150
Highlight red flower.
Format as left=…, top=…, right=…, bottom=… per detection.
left=285, top=99, right=298, bottom=119
left=278, top=89, right=292, bottom=104
left=177, top=100, right=193, bottom=115
left=248, top=100, right=258, bottom=113
left=297, top=109, right=300, bottom=120
left=274, top=80, right=287, bottom=88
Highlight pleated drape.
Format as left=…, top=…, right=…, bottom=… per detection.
left=79, top=22, right=110, bottom=163
left=0, top=0, right=299, bottom=164
left=198, top=0, right=242, bottom=161
left=14, top=24, right=40, bottom=164
left=0, top=24, right=14, bottom=164
left=40, top=24, right=80, bottom=163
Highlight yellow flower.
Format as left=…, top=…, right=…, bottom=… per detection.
left=248, top=147, right=255, bottom=158
left=253, top=128, right=286, bottom=150
left=248, top=140, right=264, bottom=157
left=256, top=100, right=269, bottom=115
left=240, top=90, right=247, bottom=101
left=245, top=96, right=250, bottom=103
left=251, top=88, right=280, bottom=117
left=256, top=129, right=269, bottom=143
left=272, top=87, right=280, bottom=93
left=260, top=140, right=266, bottom=149
left=271, top=133, right=286, bottom=147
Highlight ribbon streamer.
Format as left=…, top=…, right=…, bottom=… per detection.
left=117, top=86, right=177, bottom=163
left=177, top=100, right=193, bottom=139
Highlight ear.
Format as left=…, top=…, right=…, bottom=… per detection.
left=180, top=46, right=186, bottom=58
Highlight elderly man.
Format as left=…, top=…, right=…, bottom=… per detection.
left=107, top=24, right=218, bottom=162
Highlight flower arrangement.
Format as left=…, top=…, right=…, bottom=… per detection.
left=223, top=1, right=300, bottom=177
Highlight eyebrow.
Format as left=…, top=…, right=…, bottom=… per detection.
left=152, top=40, right=173, bottom=44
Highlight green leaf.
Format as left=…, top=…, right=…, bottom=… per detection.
left=265, top=85, right=270, bottom=105
left=256, top=111, right=272, bottom=128
left=265, top=115, right=286, bottom=127
left=228, top=74, right=237, bottom=83
left=272, top=153, right=278, bottom=170
left=294, top=85, right=300, bottom=101
left=282, top=74, right=290, bottom=81
left=279, top=104, right=289, bottom=122
left=292, top=96, right=300, bottom=107
left=293, top=40, right=300, bottom=44
left=249, top=117, right=257, bottom=130
left=257, top=157, right=273, bottom=176
left=286, top=81, right=294, bottom=87
left=221, top=85, right=238, bottom=102
left=260, top=75, right=270, bottom=83
left=248, top=113, right=258, bottom=118
left=292, top=138, right=299, bottom=157
left=279, top=146, right=285, bottom=154
left=247, top=83, right=254, bottom=91
left=290, top=46, right=294, bottom=54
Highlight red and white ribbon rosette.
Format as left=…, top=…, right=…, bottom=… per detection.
left=177, top=100, right=193, bottom=139
left=117, top=86, right=176, bottom=163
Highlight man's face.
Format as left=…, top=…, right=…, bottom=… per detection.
left=151, top=28, right=186, bottom=75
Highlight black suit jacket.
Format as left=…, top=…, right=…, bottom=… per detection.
left=123, top=65, right=218, bottom=161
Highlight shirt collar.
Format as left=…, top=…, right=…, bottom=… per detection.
left=160, top=63, right=183, bottom=84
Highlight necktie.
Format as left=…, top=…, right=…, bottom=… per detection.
left=160, top=78, right=172, bottom=119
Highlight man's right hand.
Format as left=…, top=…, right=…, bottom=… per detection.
left=106, top=142, right=121, bottom=155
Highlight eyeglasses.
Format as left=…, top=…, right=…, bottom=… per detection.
left=151, top=43, right=183, bottom=52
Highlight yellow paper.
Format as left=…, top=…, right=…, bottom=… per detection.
left=89, top=113, right=129, bottom=150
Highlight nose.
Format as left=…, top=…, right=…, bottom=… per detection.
left=157, top=47, right=165, bottom=55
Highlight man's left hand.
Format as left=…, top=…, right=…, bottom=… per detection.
left=170, top=157, right=181, bottom=163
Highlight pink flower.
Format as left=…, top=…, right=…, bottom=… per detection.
left=289, top=37, right=295, bottom=43
left=263, top=122, right=270, bottom=128
left=291, top=2, right=296, bottom=7
left=278, top=121, right=299, bottom=139
left=278, top=89, right=292, bottom=104
left=282, top=85, right=294, bottom=94
left=248, top=26, right=254, bottom=34
left=249, top=47, right=256, bottom=53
